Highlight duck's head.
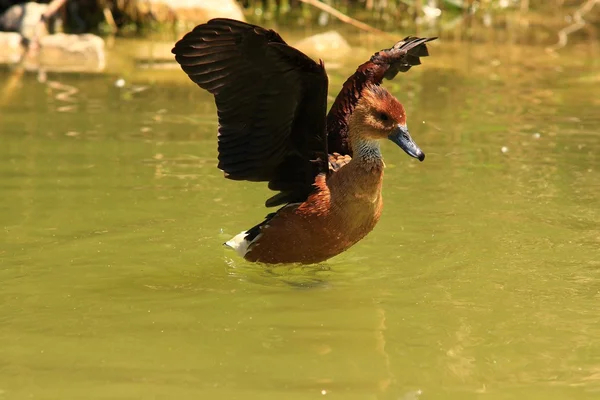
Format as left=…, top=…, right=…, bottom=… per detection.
left=349, top=84, right=425, bottom=162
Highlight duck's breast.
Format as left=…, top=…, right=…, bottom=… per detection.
left=244, top=165, right=384, bottom=264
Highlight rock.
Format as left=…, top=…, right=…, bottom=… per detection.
left=0, top=3, right=24, bottom=31
left=294, top=31, right=351, bottom=60
left=0, top=2, right=48, bottom=40
left=27, top=34, right=105, bottom=72
left=138, top=0, right=245, bottom=25
left=0, top=32, right=23, bottom=64
left=20, top=2, right=48, bottom=39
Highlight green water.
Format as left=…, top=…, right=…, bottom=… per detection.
left=1, top=37, right=599, bottom=399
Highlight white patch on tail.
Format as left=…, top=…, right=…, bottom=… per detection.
left=225, top=231, right=255, bottom=258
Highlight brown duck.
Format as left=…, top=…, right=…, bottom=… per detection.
left=172, top=18, right=435, bottom=264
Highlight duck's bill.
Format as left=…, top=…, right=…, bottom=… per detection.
left=388, top=124, right=425, bottom=162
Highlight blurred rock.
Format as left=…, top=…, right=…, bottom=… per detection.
left=138, top=0, right=245, bottom=25
left=20, top=2, right=48, bottom=39
left=25, top=34, right=105, bottom=72
left=0, top=2, right=48, bottom=40
left=0, top=32, right=23, bottom=64
left=0, top=3, right=23, bottom=31
left=294, top=31, right=351, bottom=60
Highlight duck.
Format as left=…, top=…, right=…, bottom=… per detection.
left=172, top=18, right=435, bottom=264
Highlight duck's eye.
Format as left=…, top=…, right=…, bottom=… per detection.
left=378, top=112, right=390, bottom=122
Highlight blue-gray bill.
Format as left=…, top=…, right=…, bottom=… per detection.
left=388, top=124, right=425, bottom=161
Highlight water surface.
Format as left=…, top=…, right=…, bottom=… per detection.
left=1, top=34, right=599, bottom=399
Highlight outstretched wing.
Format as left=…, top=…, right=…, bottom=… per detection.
left=326, top=36, right=436, bottom=156
left=172, top=18, right=329, bottom=207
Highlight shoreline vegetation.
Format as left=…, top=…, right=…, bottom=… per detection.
left=0, top=0, right=597, bottom=80
left=0, top=0, right=598, bottom=41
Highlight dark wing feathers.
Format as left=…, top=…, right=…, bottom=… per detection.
left=327, top=36, right=436, bottom=156
left=380, top=37, right=435, bottom=79
left=173, top=19, right=434, bottom=208
left=172, top=19, right=329, bottom=205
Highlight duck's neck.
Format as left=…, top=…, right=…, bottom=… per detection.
left=352, top=137, right=384, bottom=170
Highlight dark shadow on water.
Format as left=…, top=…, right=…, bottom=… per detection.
left=223, top=256, right=335, bottom=290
